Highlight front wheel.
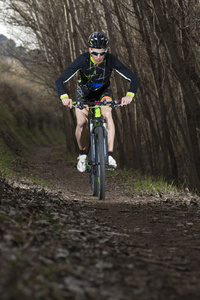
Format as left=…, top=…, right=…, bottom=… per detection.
left=91, top=165, right=98, bottom=196
left=96, top=126, right=106, bottom=200
left=89, top=133, right=98, bottom=196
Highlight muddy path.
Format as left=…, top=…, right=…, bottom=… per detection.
left=1, top=146, right=200, bottom=300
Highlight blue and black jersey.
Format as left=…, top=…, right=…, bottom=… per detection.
left=55, top=52, right=139, bottom=100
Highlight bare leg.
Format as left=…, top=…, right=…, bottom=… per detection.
left=101, top=104, right=115, bottom=152
left=75, top=108, right=88, bottom=150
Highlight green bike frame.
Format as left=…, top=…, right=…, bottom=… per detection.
left=89, top=106, right=108, bottom=167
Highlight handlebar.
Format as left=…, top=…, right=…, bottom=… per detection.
left=71, top=100, right=122, bottom=110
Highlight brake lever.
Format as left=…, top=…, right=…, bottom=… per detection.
left=77, top=101, right=85, bottom=110
left=110, top=100, right=121, bottom=108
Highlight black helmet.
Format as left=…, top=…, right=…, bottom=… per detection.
left=88, top=31, right=109, bottom=49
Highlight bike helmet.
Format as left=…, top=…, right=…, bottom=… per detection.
left=88, top=31, right=109, bottom=49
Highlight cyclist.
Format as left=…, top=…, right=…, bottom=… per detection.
left=55, top=31, right=139, bottom=172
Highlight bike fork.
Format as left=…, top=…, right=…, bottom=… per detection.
left=90, top=120, right=96, bottom=166
left=102, top=119, right=108, bottom=165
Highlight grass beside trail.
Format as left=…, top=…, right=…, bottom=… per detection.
left=110, top=168, right=184, bottom=195
left=0, top=141, right=14, bottom=178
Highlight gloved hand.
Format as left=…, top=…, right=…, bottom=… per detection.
left=121, top=95, right=133, bottom=106
left=62, top=97, right=73, bottom=109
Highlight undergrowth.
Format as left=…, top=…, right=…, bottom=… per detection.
left=114, top=168, right=180, bottom=194
left=0, top=140, right=14, bottom=178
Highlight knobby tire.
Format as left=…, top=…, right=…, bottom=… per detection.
left=91, top=165, right=98, bottom=197
left=96, top=126, right=106, bottom=200
left=89, top=131, right=98, bottom=196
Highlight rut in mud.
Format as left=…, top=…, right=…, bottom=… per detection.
left=0, top=146, right=200, bottom=300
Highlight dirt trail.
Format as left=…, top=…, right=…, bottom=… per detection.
left=1, top=146, right=200, bottom=300
left=24, top=146, right=133, bottom=202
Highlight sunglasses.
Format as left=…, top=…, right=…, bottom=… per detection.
left=91, top=50, right=107, bottom=56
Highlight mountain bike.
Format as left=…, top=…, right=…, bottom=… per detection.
left=72, top=99, right=121, bottom=200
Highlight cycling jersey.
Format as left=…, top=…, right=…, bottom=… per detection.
left=76, top=84, right=112, bottom=103
left=55, top=52, right=139, bottom=99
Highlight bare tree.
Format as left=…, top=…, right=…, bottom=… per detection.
left=1, top=0, right=200, bottom=190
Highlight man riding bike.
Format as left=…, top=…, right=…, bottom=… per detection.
left=55, top=31, right=140, bottom=172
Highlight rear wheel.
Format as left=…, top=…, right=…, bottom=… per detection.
left=96, top=126, right=106, bottom=200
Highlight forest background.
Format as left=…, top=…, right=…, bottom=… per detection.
left=0, top=0, right=200, bottom=192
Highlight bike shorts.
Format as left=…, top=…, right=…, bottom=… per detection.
left=76, top=84, right=112, bottom=103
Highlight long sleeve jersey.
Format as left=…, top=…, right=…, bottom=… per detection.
left=55, top=52, right=139, bottom=99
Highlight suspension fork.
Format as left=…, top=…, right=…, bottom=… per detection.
left=95, top=106, right=108, bottom=164
left=102, top=119, right=108, bottom=165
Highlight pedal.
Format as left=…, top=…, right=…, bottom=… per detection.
left=106, top=167, right=115, bottom=171
left=86, top=166, right=91, bottom=173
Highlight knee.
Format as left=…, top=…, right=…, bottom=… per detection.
left=102, top=110, right=112, bottom=122
left=77, top=116, right=88, bottom=130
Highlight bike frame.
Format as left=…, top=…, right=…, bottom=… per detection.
left=72, top=99, right=121, bottom=199
left=89, top=106, right=108, bottom=168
